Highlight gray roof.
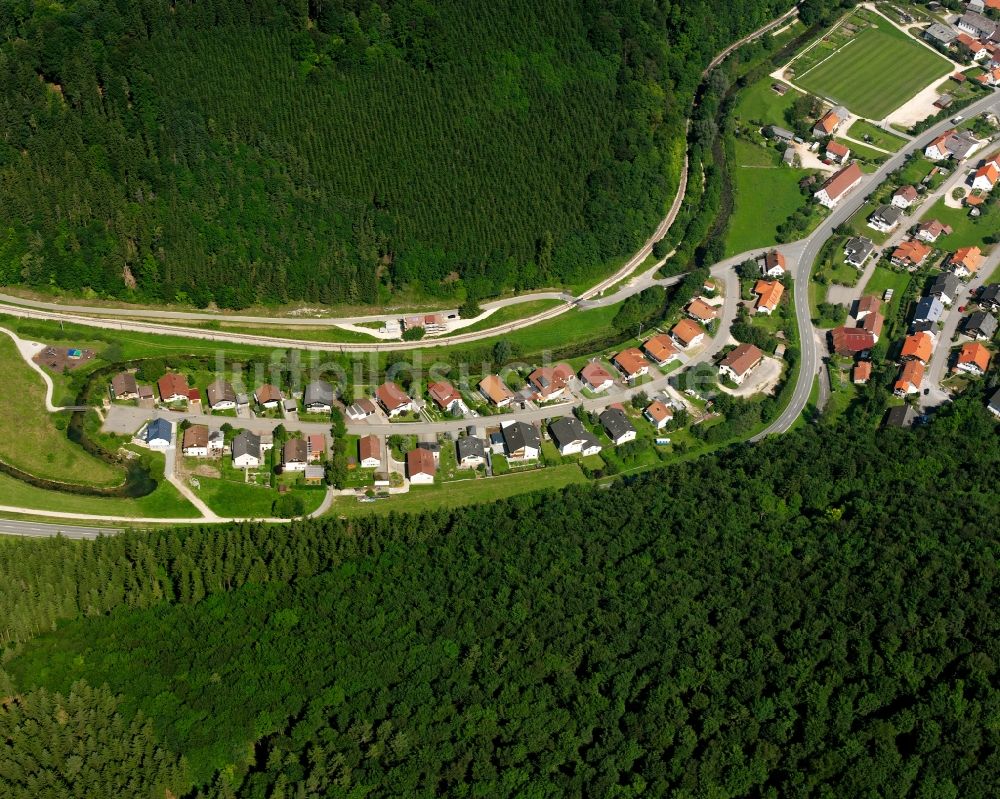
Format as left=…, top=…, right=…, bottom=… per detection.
left=145, top=417, right=172, bottom=443
left=989, top=388, right=1000, bottom=414
left=599, top=407, right=636, bottom=441
left=782, top=147, right=796, bottom=164
left=549, top=417, right=591, bottom=449
left=958, top=11, right=999, bottom=38
left=913, top=295, right=944, bottom=324
left=924, top=22, right=956, bottom=44
left=980, top=283, right=1000, bottom=306
left=456, top=436, right=486, bottom=462
left=942, top=131, right=982, bottom=159
left=502, top=421, right=540, bottom=453
left=870, top=204, right=901, bottom=226
left=767, top=125, right=795, bottom=141
left=844, top=236, right=874, bottom=262
left=207, top=379, right=236, bottom=406
left=964, top=311, right=998, bottom=338
left=884, top=405, right=917, bottom=429
left=232, top=430, right=261, bottom=460
left=304, top=380, right=334, bottom=407
left=930, top=272, right=960, bottom=299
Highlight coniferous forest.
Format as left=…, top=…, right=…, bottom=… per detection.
left=0, top=397, right=997, bottom=797
left=0, top=0, right=810, bottom=308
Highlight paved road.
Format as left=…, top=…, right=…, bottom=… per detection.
left=0, top=519, right=119, bottom=539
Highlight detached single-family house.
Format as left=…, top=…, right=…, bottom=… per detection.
left=978, top=283, right=1000, bottom=312
left=232, top=430, right=262, bottom=469
left=844, top=236, right=874, bottom=267
left=456, top=436, right=486, bottom=469
left=964, top=310, right=998, bottom=340
left=977, top=65, right=1000, bottom=86
left=972, top=161, right=999, bottom=191
left=478, top=374, right=514, bottom=408
left=549, top=417, right=602, bottom=457
left=891, top=240, right=932, bottom=269
left=359, top=434, right=381, bottom=469
left=144, top=418, right=173, bottom=449
left=613, top=348, right=650, bottom=381
left=924, top=22, right=957, bottom=47
left=892, top=186, right=919, bottom=209
left=814, top=162, right=863, bottom=208
left=868, top=204, right=902, bottom=233
left=644, top=400, right=673, bottom=430
left=830, top=326, right=875, bottom=356
left=206, top=379, right=237, bottom=410
left=757, top=249, right=787, bottom=278
left=182, top=424, right=210, bottom=457
left=281, top=438, right=308, bottom=472
left=812, top=109, right=843, bottom=138
left=672, top=319, right=706, bottom=348
left=406, top=448, right=436, bottom=484
left=855, top=295, right=882, bottom=320
left=345, top=397, right=377, bottom=421
left=914, top=219, right=952, bottom=243
left=428, top=380, right=468, bottom=415
left=719, top=343, right=764, bottom=385
left=580, top=361, right=614, bottom=393
left=954, top=341, right=991, bottom=375
left=501, top=420, right=540, bottom=460
left=527, top=363, right=574, bottom=402
left=884, top=404, right=918, bottom=428
left=303, top=380, right=335, bottom=413
left=687, top=298, right=719, bottom=323
left=913, top=295, right=945, bottom=326
left=956, top=32, right=989, bottom=60
left=894, top=360, right=925, bottom=397
left=599, top=407, right=637, bottom=445
left=642, top=334, right=680, bottom=366
left=901, top=331, right=935, bottom=364
left=853, top=361, right=872, bottom=385
left=930, top=272, right=961, bottom=306
left=753, top=280, right=784, bottom=315
left=376, top=381, right=414, bottom=416
left=208, top=430, right=225, bottom=454
left=110, top=372, right=138, bottom=401
left=157, top=373, right=189, bottom=403
left=254, top=384, right=282, bottom=409
left=925, top=129, right=984, bottom=161
left=948, top=246, right=984, bottom=278
left=826, top=140, right=850, bottom=164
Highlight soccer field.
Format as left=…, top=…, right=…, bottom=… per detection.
left=796, top=24, right=951, bottom=119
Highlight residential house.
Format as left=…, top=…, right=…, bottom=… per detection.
left=719, top=343, right=764, bottom=385
left=303, top=380, right=335, bottom=413
left=978, top=283, right=1000, bottom=312
left=954, top=341, right=991, bottom=375
left=844, top=236, right=875, bottom=267
left=930, top=272, right=961, bottom=306
left=812, top=109, right=843, bottom=138
left=855, top=295, right=882, bottom=320
left=181, top=424, right=209, bottom=457
left=766, top=125, right=795, bottom=143
left=157, top=373, right=189, bottom=403
left=186, top=388, right=202, bottom=408
left=860, top=311, right=885, bottom=342
left=527, top=363, right=574, bottom=402
left=501, top=420, right=540, bottom=460
left=599, top=407, right=637, bottom=445
left=478, top=374, right=514, bottom=408
left=376, top=381, right=414, bottom=416
left=207, top=430, right=225, bottom=454
left=757, top=249, right=787, bottom=278
left=613, top=348, right=650, bottom=381
left=914, top=219, right=952, bottom=243
left=580, top=362, right=614, bottom=393
left=924, top=22, right=957, bottom=47
left=345, top=397, right=377, bottom=421
left=891, top=240, right=932, bottom=269
left=988, top=387, right=1000, bottom=417
left=144, top=418, right=173, bottom=449
left=428, top=380, right=468, bottom=415
left=254, top=384, right=282, bottom=408
left=852, top=361, right=872, bottom=384
left=456, top=436, right=486, bottom=469
left=687, top=297, right=718, bottom=323
left=970, top=0, right=986, bottom=15
left=883, top=404, right=918, bottom=428
left=948, top=246, right=984, bottom=277
left=642, top=334, right=680, bottom=366
left=417, top=441, right=441, bottom=463
left=359, top=435, right=381, bottom=469
left=403, top=314, right=446, bottom=334
left=232, top=430, right=262, bottom=469
left=406, top=448, right=436, bottom=484
left=206, top=379, right=237, bottom=410
left=672, top=318, right=706, bottom=348
left=753, top=280, right=785, bottom=315
left=137, top=385, right=154, bottom=403
left=830, top=326, right=875, bottom=356
left=964, top=310, right=998, bottom=340
left=110, top=372, right=139, bottom=401
left=913, top=295, right=946, bottom=326
left=549, top=417, right=602, bottom=457
left=893, top=360, right=925, bottom=396
left=956, top=32, right=989, bottom=59
left=901, top=331, right=935, bottom=364
left=868, top=204, right=902, bottom=233
left=924, top=129, right=983, bottom=161
left=977, top=65, right=1000, bottom=86
left=280, top=438, right=308, bottom=472
left=957, top=10, right=1000, bottom=41
left=814, top=162, right=863, bottom=208
left=892, top=185, right=918, bottom=209
left=972, top=161, right=999, bottom=191
left=826, top=140, right=850, bottom=164
left=306, top=433, right=325, bottom=462
left=644, top=400, right=673, bottom=430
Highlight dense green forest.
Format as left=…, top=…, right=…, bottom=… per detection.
left=0, top=393, right=997, bottom=797
left=0, top=0, right=813, bottom=308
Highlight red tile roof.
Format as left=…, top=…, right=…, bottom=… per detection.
left=359, top=434, right=380, bottom=463
left=830, top=326, right=875, bottom=355
left=642, top=334, right=678, bottom=363
left=753, top=280, right=784, bottom=312
left=901, top=332, right=934, bottom=363
left=826, top=141, right=850, bottom=158
left=613, top=348, right=649, bottom=377
left=157, top=372, right=189, bottom=400
left=817, top=162, right=863, bottom=202
left=852, top=361, right=872, bottom=383
left=428, top=380, right=462, bottom=410
left=957, top=341, right=991, bottom=372
left=671, top=319, right=704, bottom=347
left=376, top=381, right=411, bottom=412
left=406, top=447, right=436, bottom=477
left=720, top=343, right=763, bottom=377
left=580, top=361, right=613, bottom=388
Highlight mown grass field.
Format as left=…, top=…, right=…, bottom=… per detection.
left=796, top=24, right=951, bottom=119
left=733, top=77, right=802, bottom=128
left=845, top=119, right=907, bottom=151
left=922, top=197, right=1000, bottom=250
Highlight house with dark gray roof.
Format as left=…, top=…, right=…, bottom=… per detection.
left=929, top=272, right=960, bottom=306
left=232, top=430, right=262, bottom=469
left=963, top=311, right=998, bottom=341
left=844, top=236, right=874, bottom=268
left=455, top=436, right=486, bottom=469
left=867, top=204, right=902, bottom=233
left=549, top=417, right=602, bottom=457
left=957, top=10, right=999, bottom=41
left=924, top=22, right=957, bottom=47
left=988, top=388, right=1000, bottom=418
left=599, top=407, right=637, bottom=446
left=303, top=380, right=335, bottom=413
left=883, top=405, right=918, bottom=429
left=979, top=283, right=1000, bottom=312
left=501, top=421, right=540, bottom=460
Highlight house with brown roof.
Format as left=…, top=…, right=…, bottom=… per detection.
left=613, top=348, right=650, bottom=381
left=182, top=424, right=210, bottom=457
left=686, top=298, right=718, bottom=323
left=814, top=162, right=863, bottom=208
left=478, top=374, right=514, bottom=407
left=914, top=219, right=952, bottom=243
left=642, top=334, right=680, bottom=366
left=282, top=438, right=309, bottom=472
left=254, top=384, right=283, bottom=408
left=307, top=433, right=326, bottom=462
left=376, top=381, right=414, bottom=416
left=757, top=250, right=787, bottom=278
left=644, top=400, right=673, bottom=430
left=893, top=360, right=925, bottom=396
left=358, top=434, right=381, bottom=468
left=527, top=363, right=574, bottom=401
left=892, top=185, right=919, bottom=209
left=206, top=379, right=236, bottom=410
left=901, top=331, right=934, bottom=364
left=948, top=246, right=983, bottom=277
left=830, top=326, right=875, bottom=356
left=852, top=361, right=872, bottom=385
left=406, top=447, right=436, bottom=484
left=428, top=380, right=467, bottom=415
left=753, top=280, right=784, bottom=315
left=719, top=343, right=764, bottom=385
left=860, top=311, right=885, bottom=342
left=671, top=319, right=705, bottom=348
left=580, top=361, right=614, bottom=393
left=110, top=372, right=139, bottom=401
left=157, top=372, right=189, bottom=403
left=954, top=341, right=991, bottom=376
left=891, top=240, right=932, bottom=268
left=346, top=397, right=378, bottom=421
left=855, top=295, right=881, bottom=320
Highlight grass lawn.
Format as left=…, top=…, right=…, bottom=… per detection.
left=834, top=137, right=888, bottom=165
left=795, top=24, right=951, bottom=119
left=330, top=463, right=586, bottom=517
left=845, top=119, right=907, bottom=151
left=0, top=333, right=124, bottom=487
left=443, top=299, right=564, bottom=336
left=863, top=266, right=912, bottom=316
left=192, top=476, right=325, bottom=517
left=921, top=197, right=1000, bottom=250
left=725, top=139, right=820, bottom=256
left=733, top=76, right=803, bottom=127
